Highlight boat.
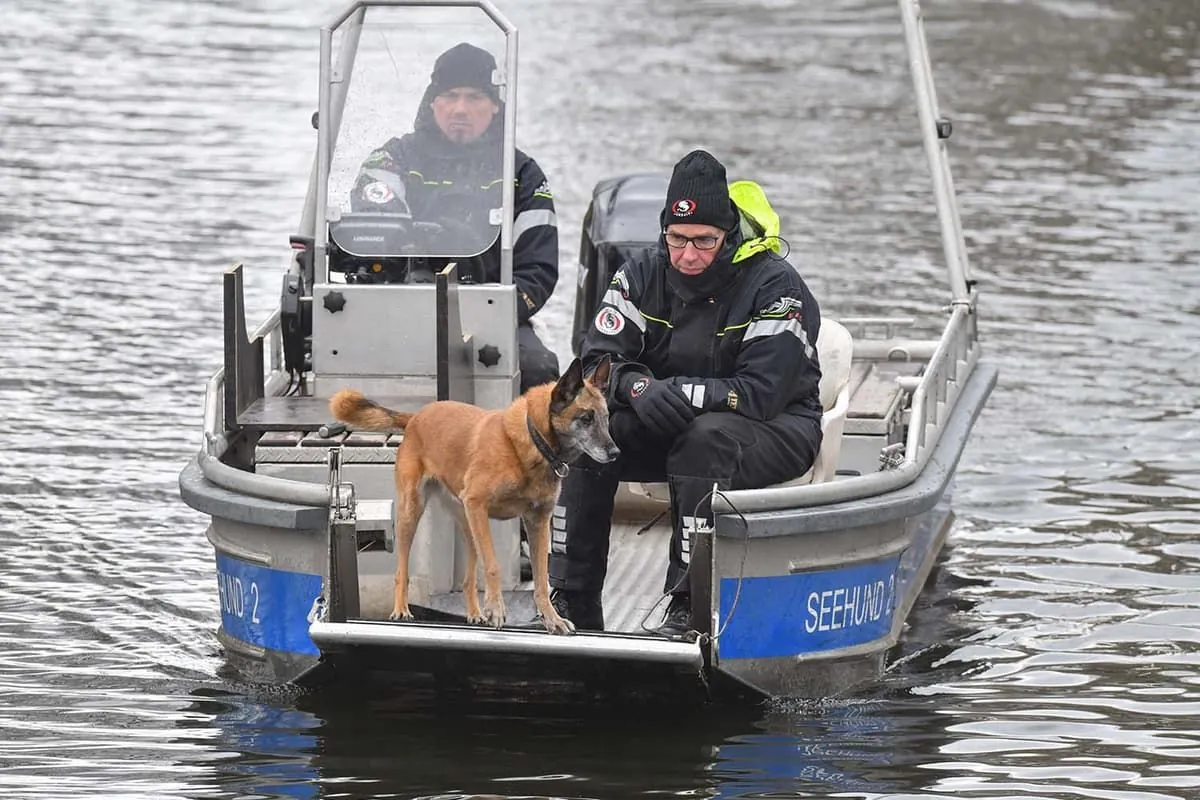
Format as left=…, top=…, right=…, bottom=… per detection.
left=178, top=0, right=997, bottom=701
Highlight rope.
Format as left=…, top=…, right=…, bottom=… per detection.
left=712, top=488, right=749, bottom=641
left=634, top=483, right=750, bottom=638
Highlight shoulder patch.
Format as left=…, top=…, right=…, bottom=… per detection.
left=533, top=178, right=553, bottom=198
left=594, top=307, right=625, bottom=336
left=362, top=181, right=395, bottom=204
left=758, top=296, right=804, bottom=319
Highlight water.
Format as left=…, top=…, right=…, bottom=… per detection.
left=1, top=0, right=1198, bottom=797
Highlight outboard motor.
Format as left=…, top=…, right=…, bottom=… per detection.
left=572, top=173, right=669, bottom=355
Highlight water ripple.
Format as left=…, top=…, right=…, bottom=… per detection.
left=1, top=0, right=1199, bottom=797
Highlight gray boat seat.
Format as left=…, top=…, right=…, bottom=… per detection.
left=625, top=318, right=854, bottom=504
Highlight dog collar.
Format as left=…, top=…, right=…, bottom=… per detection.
left=526, top=414, right=569, bottom=478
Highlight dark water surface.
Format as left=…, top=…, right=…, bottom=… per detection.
left=2, top=0, right=1198, bottom=797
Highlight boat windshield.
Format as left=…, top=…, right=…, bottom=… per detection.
left=326, top=6, right=509, bottom=261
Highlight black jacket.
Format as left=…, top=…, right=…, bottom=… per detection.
left=350, top=87, right=558, bottom=323
left=581, top=223, right=823, bottom=432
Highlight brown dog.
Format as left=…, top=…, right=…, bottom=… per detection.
left=328, top=356, right=618, bottom=634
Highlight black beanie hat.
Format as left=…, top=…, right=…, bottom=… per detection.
left=430, top=42, right=499, bottom=101
left=662, top=149, right=738, bottom=231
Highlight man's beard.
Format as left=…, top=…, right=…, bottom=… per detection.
left=443, top=123, right=476, bottom=143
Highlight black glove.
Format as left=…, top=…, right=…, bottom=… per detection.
left=624, top=374, right=695, bottom=438
left=517, top=290, right=537, bottom=325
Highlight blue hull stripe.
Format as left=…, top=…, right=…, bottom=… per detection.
left=215, top=553, right=323, bottom=657
left=717, top=555, right=901, bottom=660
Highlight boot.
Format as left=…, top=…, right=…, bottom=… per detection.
left=550, top=587, right=604, bottom=631
left=652, top=592, right=693, bottom=638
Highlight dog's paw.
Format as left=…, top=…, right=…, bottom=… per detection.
left=388, top=607, right=414, bottom=622
left=464, top=596, right=484, bottom=625
left=481, top=599, right=507, bottom=629
left=542, top=613, right=576, bottom=635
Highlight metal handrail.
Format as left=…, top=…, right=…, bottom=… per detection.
left=253, top=308, right=283, bottom=374
left=196, top=311, right=334, bottom=508
left=903, top=304, right=973, bottom=457
left=198, top=447, right=332, bottom=507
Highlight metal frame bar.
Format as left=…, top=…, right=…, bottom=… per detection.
left=314, top=7, right=365, bottom=280
left=309, top=620, right=705, bottom=665
left=312, top=1, right=518, bottom=283
left=301, top=11, right=363, bottom=257
left=325, top=448, right=362, bottom=621
left=898, top=0, right=972, bottom=304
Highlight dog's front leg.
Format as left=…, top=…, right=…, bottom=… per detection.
left=524, top=506, right=575, bottom=634
left=462, top=495, right=507, bottom=628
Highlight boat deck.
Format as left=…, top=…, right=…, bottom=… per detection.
left=415, top=515, right=676, bottom=634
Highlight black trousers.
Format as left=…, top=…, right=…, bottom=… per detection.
left=518, top=322, right=560, bottom=394
left=549, top=408, right=821, bottom=595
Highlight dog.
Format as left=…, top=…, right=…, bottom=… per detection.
left=327, top=355, right=618, bottom=634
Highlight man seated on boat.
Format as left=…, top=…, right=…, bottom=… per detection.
left=549, top=150, right=824, bottom=637
left=349, top=42, right=560, bottom=394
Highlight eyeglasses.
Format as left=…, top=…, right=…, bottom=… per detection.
left=663, top=231, right=723, bottom=251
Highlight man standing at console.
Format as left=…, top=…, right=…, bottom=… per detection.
left=351, top=42, right=560, bottom=393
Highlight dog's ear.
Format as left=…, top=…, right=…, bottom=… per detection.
left=587, top=354, right=612, bottom=392
left=550, top=357, right=585, bottom=414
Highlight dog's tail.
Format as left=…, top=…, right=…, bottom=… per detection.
left=328, top=389, right=413, bottom=431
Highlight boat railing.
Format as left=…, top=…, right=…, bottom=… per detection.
left=197, top=304, right=335, bottom=509
left=712, top=301, right=979, bottom=515
left=257, top=308, right=285, bottom=380
left=194, top=300, right=980, bottom=515
left=201, top=306, right=286, bottom=455
left=904, top=303, right=976, bottom=458
left=840, top=316, right=943, bottom=361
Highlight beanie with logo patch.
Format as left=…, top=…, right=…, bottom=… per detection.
left=430, top=42, right=499, bottom=102
left=661, top=149, right=738, bottom=231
